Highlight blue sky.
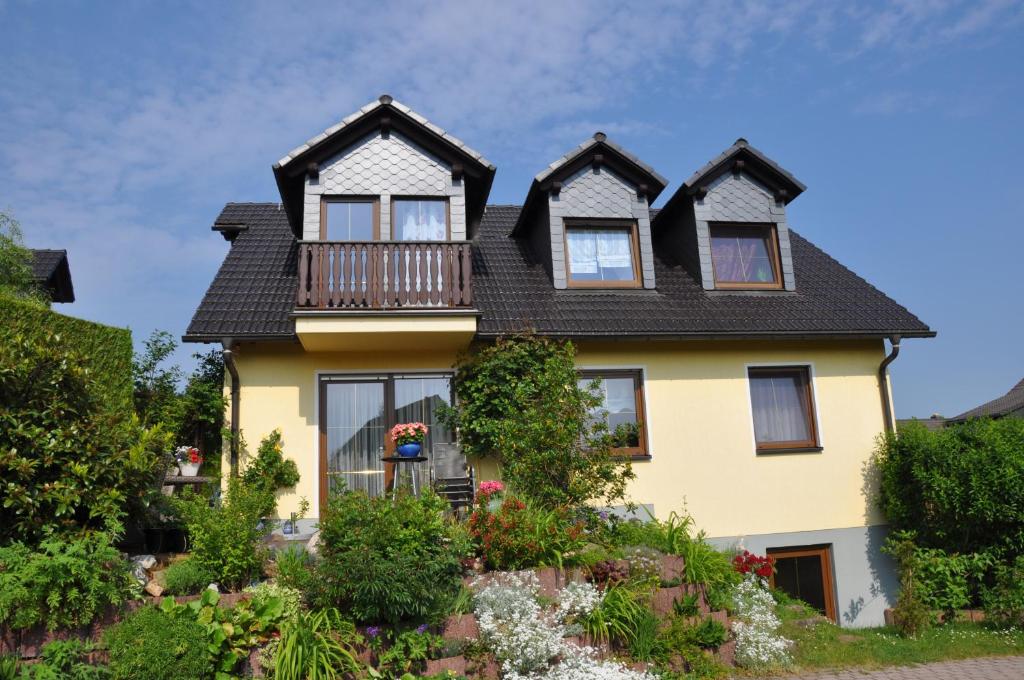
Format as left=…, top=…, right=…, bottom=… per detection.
left=1, top=0, right=1022, bottom=418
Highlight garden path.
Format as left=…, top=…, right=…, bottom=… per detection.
left=750, top=655, right=1024, bottom=679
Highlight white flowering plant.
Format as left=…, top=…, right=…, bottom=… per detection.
left=472, top=571, right=654, bottom=680
left=730, top=574, right=792, bottom=670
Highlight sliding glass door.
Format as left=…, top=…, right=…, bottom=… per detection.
left=319, top=374, right=454, bottom=508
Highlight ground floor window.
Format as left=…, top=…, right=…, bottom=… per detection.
left=578, top=369, right=648, bottom=458
left=767, top=544, right=837, bottom=622
left=318, top=373, right=454, bottom=506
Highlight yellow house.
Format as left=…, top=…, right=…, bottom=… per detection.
left=185, top=96, right=933, bottom=627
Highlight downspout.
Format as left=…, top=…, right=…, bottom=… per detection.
left=878, top=336, right=901, bottom=433
left=222, top=339, right=241, bottom=478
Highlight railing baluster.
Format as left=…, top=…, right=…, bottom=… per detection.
left=296, top=241, right=471, bottom=310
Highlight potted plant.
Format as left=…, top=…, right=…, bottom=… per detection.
left=390, top=422, right=428, bottom=457
left=176, top=445, right=203, bottom=476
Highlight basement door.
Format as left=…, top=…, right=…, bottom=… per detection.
left=767, top=545, right=837, bottom=623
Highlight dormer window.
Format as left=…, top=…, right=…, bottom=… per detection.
left=393, top=198, right=449, bottom=241
left=321, top=197, right=378, bottom=240
left=564, top=220, right=641, bottom=288
left=709, top=223, right=783, bottom=289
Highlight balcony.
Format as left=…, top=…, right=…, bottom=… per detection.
left=297, top=241, right=473, bottom=310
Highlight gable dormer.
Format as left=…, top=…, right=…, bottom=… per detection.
left=654, top=139, right=805, bottom=292
left=513, top=133, right=666, bottom=290
left=273, top=95, right=496, bottom=242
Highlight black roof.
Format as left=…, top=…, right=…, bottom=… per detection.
left=950, top=378, right=1024, bottom=422
left=29, top=249, right=74, bottom=303
left=185, top=203, right=933, bottom=342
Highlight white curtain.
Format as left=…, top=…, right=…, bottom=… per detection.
left=750, top=373, right=810, bottom=443
left=397, top=201, right=446, bottom=241
left=325, top=381, right=386, bottom=497
left=567, top=230, right=598, bottom=274
left=597, top=231, right=631, bottom=269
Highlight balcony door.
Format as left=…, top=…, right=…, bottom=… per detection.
left=318, top=373, right=454, bottom=511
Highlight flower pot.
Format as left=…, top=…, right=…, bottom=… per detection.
left=179, top=462, right=201, bottom=476
left=168, top=464, right=180, bottom=477
left=396, top=442, right=422, bottom=458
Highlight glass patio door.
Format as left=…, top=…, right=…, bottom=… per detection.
left=319, top=374, right=456, bottom=509
left=321, top=379, right=387, bottom=499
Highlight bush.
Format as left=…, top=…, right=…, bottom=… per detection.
left=313, top=490, right=464, bottom=625
left=883, top=531, right=933, bottom=637
left=0, top=294, right=133, bottom=415
left=467, top=494, right=586, bottom=570
left=0, top=331, right=169, bottom=543
left=0, top=532, right=137, bottom=631
left=876, top=418, right=1024, bottom=557
left=104, top=606, right=210, bottom=680
left=241, top=429, right=300, bottom=516
left=444, top=334, right=634, bottom=508
left=17, top=640, right=106, bottom=680
left=983, top=555, right=1024, bottom=626
left=163, top=558, right=215, bottom=596
left=274, top=546, right=314, bottom=593
left=170, top=479, right=271, bottom=591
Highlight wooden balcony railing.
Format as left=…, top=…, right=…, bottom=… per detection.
left=296, top=241, right=473, bottom=310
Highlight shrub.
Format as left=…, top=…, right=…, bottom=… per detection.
left=371, top=628, right=443, bottom=678
left=17, top=640, right=106, bottom=680
left=913, top=546, right=993, bottom=614
left=241, top=429, right=300, bottom=515
left=0, top=532, right=137, bottom=631
left=983, top=555, right=1024, bottom=626
left=0, top=331, right=169, bottom=543
left=163, top=558, right=215, bottom=596
left=274, top=546, right=314, bottom=593
left=580, top=583, right=648, bottom=647
left=444, top=334, right=634, bottom=508
left=467, top=494, right=586, bottom=570
left=875, top=418, right=1024, bottom=557
left=0, top=293, right=133, bottom=415
left=313, top=490, right=464, bottom=625
left=882, top=531, right=935, bottom=636
left=170, top=479, right=271, bottom=591
left=104, top=606, right=210, bottom=680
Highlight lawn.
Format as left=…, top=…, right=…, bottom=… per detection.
left=751, top=599, right=1024, bottom=676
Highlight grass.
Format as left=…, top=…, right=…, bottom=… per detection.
left=748, top=599, right=1024, bottom=676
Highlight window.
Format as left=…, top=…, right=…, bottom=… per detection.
left=393, top=198, right=449, bottom=241
left=320, top=197, right=377, bottom=240
left=564, top=222, right=640, bottom=287
left=578, top=369, right=648, bottom=457
left=319, top=374, right=454, bottom=508
left=709, top=223, right=782, bottom=288
left=768, top=545, right=837, bottom=622
left=748, top=366, right=818, bottom=451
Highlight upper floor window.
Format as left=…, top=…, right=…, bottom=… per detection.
left=747, top=366, right=819, bottom=452
left=578, top=369, right=648, bottom=457
left=710, top=223, right=782, bottom=289
left=393, top=198, right=449, bottom=241
left=564, top=221, right=640, bottom=288
left=321, top=197, right=378, bottom=240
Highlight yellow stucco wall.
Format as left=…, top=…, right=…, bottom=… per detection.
left=227, top=338, right=891, bottom=538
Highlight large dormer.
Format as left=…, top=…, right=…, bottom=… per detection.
left=273, top=95, right=495, bottom=242
left=654, top=139, right=805, bottom=292
left=513, top=133, right=667, bottom=290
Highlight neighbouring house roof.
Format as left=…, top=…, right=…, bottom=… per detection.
left=896, top=416, right=948, bottom=431
left=949, top=378, right=1024, bottom=422
left=272, top=95, right=496, bottom=238
left=28, top=249, right=74, bottom=303
left=184, top=203, right=933, bottom=343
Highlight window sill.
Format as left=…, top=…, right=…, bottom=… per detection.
left=756, top=446, right=823, bottom=456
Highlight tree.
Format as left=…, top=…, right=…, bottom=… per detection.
left=443, top=334, right=634, bottom=509
left=0, top=210, right=46, bottom=305
left=132, top=331, right=224, bottom=457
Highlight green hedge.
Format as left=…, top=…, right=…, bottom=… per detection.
left=0, top=296, right=132, bottom=414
